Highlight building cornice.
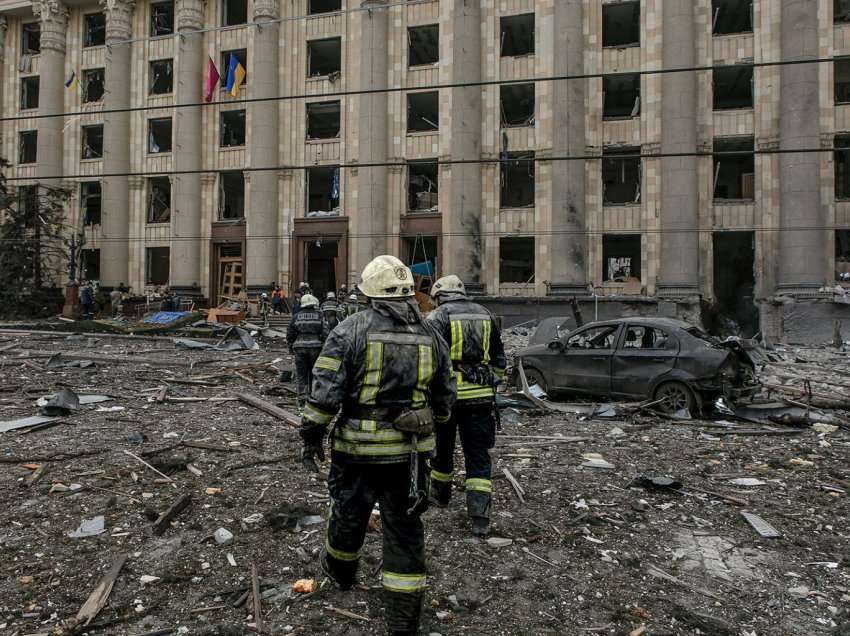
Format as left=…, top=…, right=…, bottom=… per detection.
left=33, top=0, right=68, bottom=54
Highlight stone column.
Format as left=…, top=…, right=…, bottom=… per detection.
left=440, top=0, right=482, bottom=291
left=776, top=0, right=822, bottom=294
left=170, top=0, right=204, bottom=296
left=245, top=0, right=279, bottom=294
left=99, top=0, right=134, bottom=290
left=33, top=0, right=67, bottom=185
left=548, top=0, right=587, bottom=295
left=350, top=0, right=389, bottom=274
left=0, top=17, right=7, bottom=126
left=657, top=0, right=700, bottom=296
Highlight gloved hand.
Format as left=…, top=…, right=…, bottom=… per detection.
left=301, top=442, right=325, bottom=473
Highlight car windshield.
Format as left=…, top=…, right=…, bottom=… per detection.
left=685, top=326, right=719, bottom=346
left=566, top=325, right=618, bottom=349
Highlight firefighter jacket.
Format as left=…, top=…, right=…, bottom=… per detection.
left=321, top=299, right=343, bottom=331
left=287, top=308, right=328, bottom=352
left=300, top=298, right=456, bottom=464
left=426, top=294, right=507, bottom=403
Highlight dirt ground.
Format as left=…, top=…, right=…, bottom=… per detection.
left=1, top=328, right=849, bottom=635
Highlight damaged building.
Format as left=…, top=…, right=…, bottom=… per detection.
left=0, top=0, right=848, bottom=342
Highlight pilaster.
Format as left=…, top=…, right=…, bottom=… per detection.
left=33, top=0, right=68, bottom=186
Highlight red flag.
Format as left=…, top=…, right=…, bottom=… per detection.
left=204, top=57, right=220, bottom=102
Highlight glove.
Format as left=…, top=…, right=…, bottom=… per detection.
left=301, top=442, right=325, bottom=473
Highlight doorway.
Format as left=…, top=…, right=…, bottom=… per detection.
left=215, top=243, right=244, bottom=304
left=712, top=231, right=758, bottom=337
left=305, top=240, right=338, bottom=299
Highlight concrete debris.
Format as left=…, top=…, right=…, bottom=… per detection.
left=67, top=515, right=106, bottom=538
left=740, top=511, right=783, bottom=538
left=39, top=388, right=80, bottom=416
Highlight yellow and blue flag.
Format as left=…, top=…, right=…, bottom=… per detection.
left=65, top=71, right=77, bottom=90
left=225, top=53, right=245, bottom=98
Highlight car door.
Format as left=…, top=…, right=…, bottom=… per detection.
left=611, top=325, right=679, bottom=398
left=553, top=324, right=621, bottom=396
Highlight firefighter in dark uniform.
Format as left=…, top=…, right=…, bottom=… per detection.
left=426, top=274, right=506, bottom=537
left=286, top=293, right=327, bottom=407
left=299, top=255, right=456, bottom=636
left=321, top=291, right=343, bottom=331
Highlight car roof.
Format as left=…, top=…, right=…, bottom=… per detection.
left=578, top=317, right=694, bottom=331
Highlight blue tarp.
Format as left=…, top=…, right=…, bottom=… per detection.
left=142, top=311, right=191, bottom=325
left=410, top=261, right=434, bottom=277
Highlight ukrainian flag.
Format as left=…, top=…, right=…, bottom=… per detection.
left=65, top=71, right=77, bottom=90
left=225, top=53, right=246, bottom=98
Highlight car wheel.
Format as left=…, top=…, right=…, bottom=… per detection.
left=523, top=368, right=548, bottom=394
left=653, top=381, right=695, bottom=415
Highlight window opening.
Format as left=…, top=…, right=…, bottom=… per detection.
left=408, top=24, right=439, bottom=66
left=19, top=131, right=37, bottom=164
left=219, top=171, right=245, bottom=219
left=501, top=83, right=535, bottom=127
left=81, top=181, right=102, bottom=226
left=713, top=65, right=753, bottom=110
left=713, top=137, right=755, bottom=200
left=837, top=229, right=850, bottom=282
left=408, top=160, right=439, bottom=212
left=567, top=325, right=619, bottom=349
left=407, top=91, right=439, bottom=132
left=147, top=177, right=171, bottom=223
left=836, top=58, right=850, bottom=104
left=500, top=13, right=534, bottom=57
left=623, top=326, right=671, bottom=349
left=220, top=110, right=246, bottom=147
left=20, top=76, right=39, bottom=110
left=81, top=248, right=101, bottom=281
left=82, top=68, right=105, bottom=103
left=222, top=0, right=247, bottom=26
left=81, top=124, right=104, bottom=159
left=602, top=147, right=641, bottom=205
left=146, top=247, right=170, bottom=285
left=712, top=0, right=753, bottom=35
left=602, top=234, right=641, bottom=282
left=149, top=59, right=173, bottom=94
left=499, top=237, right=535, bottom=283
left=307, top=38, right=342, bottom=77
left=308, top=0, right=341, bottom=14
left=151, top=1, right=175, bottom=36
left=148, top=117, right=173, bottom=153
left=500, top=152, right=535, bottom=208
left=306, top=166, right=340, bottom=216
left=836, top=136, right=850, bottom=200
left=306, top=100, right=341, bottom=139
left=17, top=185, right=39, bottom=228
left=22, top=22, right=41, bottom=54
left=83, top=13, right=106, bottom=47
left=602, top=2, right=640, bottom=47
left=603, top=73, right=640, bottom=119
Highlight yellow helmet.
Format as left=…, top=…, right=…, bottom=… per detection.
left=300, top=293, right=319, bottom=308
left=359, top=255, right=415, bottom=298
left=430, top=274, right=466, bottom=299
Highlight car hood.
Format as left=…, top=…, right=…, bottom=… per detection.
left=517, top=343, right=551, bottom=359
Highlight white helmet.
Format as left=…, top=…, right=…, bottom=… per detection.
left=430, top=274, right=466, bottom=299
left=348, top=294, right=358, bottom=301
left=261, top=292, right=268, bottom=299
left=300, top=293, right=319, bottom=308
left=359, top=255, right=415, bottom=298
left=326, top=291, right=336, bottom=300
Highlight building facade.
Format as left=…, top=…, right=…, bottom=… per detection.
left=0, top=0, right=848, bottom=339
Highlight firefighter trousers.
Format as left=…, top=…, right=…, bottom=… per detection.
left=323, top=452, right=430, bottom=634
left=293, top=347, right=321, bottom=402
left=430, top=403, right=495, bottom=520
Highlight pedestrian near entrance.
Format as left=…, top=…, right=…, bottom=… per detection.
left=299, top=255, right=456, bottom=636
left=426, top=274, right=506, bottom=537
left=286, top=294, right=327, bottom=407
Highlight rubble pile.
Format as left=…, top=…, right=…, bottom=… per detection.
left=0, top=329, right=848, bottom=635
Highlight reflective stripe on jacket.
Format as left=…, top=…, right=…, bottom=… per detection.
left=287, top=309, right=328, bottom=350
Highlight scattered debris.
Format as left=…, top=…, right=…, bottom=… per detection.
left=76, top=554, right=128, bottom=626
left=152, top=493, right=192, bottom=536
left=67, top=515, right=106, bottom=538
left=39, top=388, right=80, bottom=416
left=740, top=511, right=782, bottom=538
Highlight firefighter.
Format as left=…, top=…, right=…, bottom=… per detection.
left=286, top=293, right=327, bottom=407
left=321, top=291, right=343, bottom=331
left=300, top=255, right=456, bottom=636
left=345, top=292, right=362, bottom=317
left=426, top=274, right=506, bottom=537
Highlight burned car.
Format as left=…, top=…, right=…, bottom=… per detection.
left=513, top=317, right=758, bottom=413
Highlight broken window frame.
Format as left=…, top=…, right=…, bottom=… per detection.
left=836, top=229, right=850, bottom=283
left=835, top=136, right=850, bottom=200
left=836, top=58, right=850, bottom=104
left=148, top=117, right=173, bottom=154
left=712, top=0, right=753, bottom=35
left=500, top=82, right=535, bottom=128
left=499, top=236, right=535, bottom=284
left=407, top=91, right=439, bottom=133
left=149, top=59, right=174, bottom=95
left=220, top=49, right=248, bottom=88
left=146, top=247, right=170, bottom=286
left=713, top=136, right=755, bottom=201
left=306, top=100, right=342, bottom=140
left=83, top=12, right=106, bottom=47
left=500, top=12, right=535, bottom=58
left=408, top=24, right=439, bottom=67
left=219, top=109, right=247, bottom=148
left=305, top=165, right=340, bottom=216
left=80, top=248, right=101, bottom=281
left=602, top=1, right=640, bottom=48
left=18, top=130, right=37, bottom=164
left=602, top=73, right=641, bottom=120
left=307, top=37, right=342, bottom=78
left=218, top=171, right=246, bottom=220
left=623, top=325, right=672, bottom=350
left=80, top=181, right=102, bottom=226
left=222, top=0, right=248, bottom=27
left=308, top=0, right=342, bottom=14
left=500, top=151, right=536, bottom=208
left=20, top=76, right=39, bottom=110
left=146, top=177, right=172, bottom=224
left=712, top=64, right=754, bottom=111
left=602, top=147, right=642, bottom=206
left=82, top=68, right=105, bottom=104
left=81, top=124, right=104, bottom=160
left=407, top=159, right=439, bottom=213
left=22, top=22, right=41, bottom=55
left=602, top=233, right=642, bottom=282
left=150, top=1, right=175, bottom=36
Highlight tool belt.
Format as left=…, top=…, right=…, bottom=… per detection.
left=344, top=405, right=434, bottom=436
left=453, top=362, right=495, bottom=387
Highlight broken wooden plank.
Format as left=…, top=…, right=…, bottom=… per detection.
left=76, top=554, right=128, bottom=625
left=152, top=493, right=192, bottom=536
left=182, top=441, right=239, bottom=453
left=123, top=449, right=175, bottom=483
left=326, top=605, right=370, bottom=622
left=236, top=393, right=301, bottom=427
left=502, top=467, right=526, bottom=504
left=251, top=563, right=263, bottom=633
left=155, top=385, right=168, bottom=403
left=27, top=463, right=48, bottom=487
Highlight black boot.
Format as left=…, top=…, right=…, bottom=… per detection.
left=320, top=550, right=355, bottom=591
left=467, top=491, right=491, bottom=537
left=429, top=478, right=451, bottom=508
